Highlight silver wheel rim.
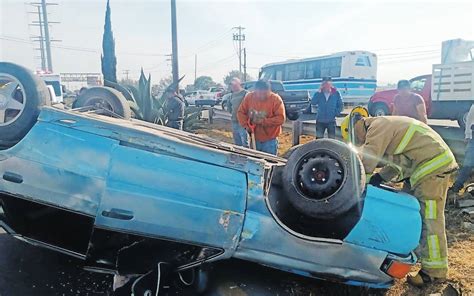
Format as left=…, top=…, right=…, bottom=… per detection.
left=0, top=74, right=26, bottom=126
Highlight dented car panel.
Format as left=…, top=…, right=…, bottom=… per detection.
left=0, top=107, right=421, bottom=288
left=95, top=143, right=247, bottom=250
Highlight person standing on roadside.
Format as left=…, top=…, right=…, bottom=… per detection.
left=392, top=79, right=428, bottom=123
left=237, top=80, right=286, bottom=155
left=311, top=77, right=343, bottom=139
left=163, top=86, right=185, bottom=130
left=226, top=78, right=249, bottom=147
left=449, top=104, right=474, bottom=196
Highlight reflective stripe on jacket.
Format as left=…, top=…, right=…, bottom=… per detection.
left=358, top=116, right=457, bottom=186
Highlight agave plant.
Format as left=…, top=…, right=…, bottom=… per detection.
left=105, top=70, right=202, bottom=131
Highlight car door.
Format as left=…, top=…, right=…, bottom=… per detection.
left=0, top=119, right=116, bottom=256
left=91, top=143, right=247, bottom=251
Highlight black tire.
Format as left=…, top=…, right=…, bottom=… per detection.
left=282, top=139, right=366, bottom=219
left=0, top=62, right=51, bottom=147
left=371, top=102, right=389, bottom=116
left=73, top=86, right=131, bottom=119
left=286, top=111, right=300, bottom=121
left=282, top=144, right=302, bottom=159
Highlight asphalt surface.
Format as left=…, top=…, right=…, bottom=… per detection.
left=0, top=232, right=383, bottom=296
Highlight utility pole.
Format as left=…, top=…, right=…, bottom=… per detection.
left=29, top=0, right=59, bottom=72
left=243, top=48, right=247, bottom=82
left=123, top=69, right=130, bottom=80
left=233, top=26, right=245, bottom=75
left=194, top=54, right=197, bottom=85
left=35, top=6, right=46, bottom=71
left=170, top=0, right=179, bottom=88
left=41, top=0, right=53, bottom=72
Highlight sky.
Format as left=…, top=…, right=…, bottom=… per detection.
left=1, top=0, right=473, bottom=87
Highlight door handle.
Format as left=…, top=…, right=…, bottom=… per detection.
left=3, top=172, right=23, bottom=184
left=101, top=209, right=134, bottom=220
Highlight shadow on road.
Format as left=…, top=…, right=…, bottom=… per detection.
left=0, top=234, right=385, bottom=296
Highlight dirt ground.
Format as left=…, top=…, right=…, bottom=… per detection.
left=196, top=119, right=474, bottom=296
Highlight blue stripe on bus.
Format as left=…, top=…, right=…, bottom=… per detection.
left=283, top=78, right=377, bottom=85
left=283, top=82, right=377, bottom=90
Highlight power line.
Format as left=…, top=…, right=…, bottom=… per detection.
left=198, top=53, right=236, bottom=72
left=0, top=35, right=169, bottom=56
left=232, top=26, right=245, bottom=74
left=379, top=54, right=440, bottom=65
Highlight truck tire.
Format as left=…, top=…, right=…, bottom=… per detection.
left=282, top=139, right=366, bottom=219
left=0, top=62, right=51, bottom=147
left=73, top=86, right=131, bottom=119
left=371, top=102, right=389, bottom=116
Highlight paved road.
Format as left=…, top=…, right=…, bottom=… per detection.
left=0, top=233, right=380, bottom=296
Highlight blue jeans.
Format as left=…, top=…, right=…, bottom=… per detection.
left=256, top=138, right=278, bottom=155
left=232, top=122, right=249, bottom=148
left=452, top=138, right=474, bottom=191
left=316, top=121, right=336, bottom=139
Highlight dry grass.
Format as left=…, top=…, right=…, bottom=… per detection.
left=196, top=118, right=474, bottom=295
left=195, top=119, right=315, bottom=156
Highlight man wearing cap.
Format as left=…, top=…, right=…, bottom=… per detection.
left=163, top=87, right=185, bottom=130
left=226, top=78, right=249, bottom=147
left=237, top=80, right=285, bottom=155
left=341, top=109, right=457, bottom=287
left=311, top=77, right=343, bottom=139
left=393, top=79, right=428, bottom=123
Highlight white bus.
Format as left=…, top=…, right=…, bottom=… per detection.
left=259, top=51, right=377, bottom=104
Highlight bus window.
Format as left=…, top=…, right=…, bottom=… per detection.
left=305, top=60, right=321, bottom=79
left=274, top=65, right=284, bottom=81
left=260, top=67, right=275, bottom=80
left=285, top=62, right=305, bottom=81
left=355, top=55, right=372, bottom=67
left=320, top=57, right=341, bottom=78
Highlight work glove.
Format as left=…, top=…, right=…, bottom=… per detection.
left=368, top=173, right=384, bottom=187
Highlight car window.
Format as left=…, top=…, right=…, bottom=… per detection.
left=410, top=78, right=427, bottom=92
left=271, top=82, right=284, bottom=91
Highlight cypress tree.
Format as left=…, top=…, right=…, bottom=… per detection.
left=101, top=0, right=117, bottom=83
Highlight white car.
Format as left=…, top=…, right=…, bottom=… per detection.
left=185, top=90, right=217, bottom=106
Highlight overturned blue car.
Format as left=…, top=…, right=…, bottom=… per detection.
left=0, top=63, right=421, bottom=293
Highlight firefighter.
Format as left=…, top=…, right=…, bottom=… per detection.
left=341, top=108, right=458, bottom=287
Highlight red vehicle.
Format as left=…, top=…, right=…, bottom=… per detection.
left=368, top=71, right=473, bottom=128
left=368, top=75, right=432, bottom=117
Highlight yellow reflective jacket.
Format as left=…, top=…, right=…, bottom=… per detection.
left=357, top=116, right=458, bottom=186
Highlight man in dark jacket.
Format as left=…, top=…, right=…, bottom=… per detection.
left=226, top=77, right=249, bottom=147
left=163, top=87, right=185, bottom=130
left=311, top=77, right=343, bottom=139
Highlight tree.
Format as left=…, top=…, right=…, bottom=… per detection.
left=154, top=76, right=173, bottom=93
left=194, top=76, right=216, bottom=90
left=223, top=70, right=254, bottom=86
left=101, top=0, right=117, bottom=83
